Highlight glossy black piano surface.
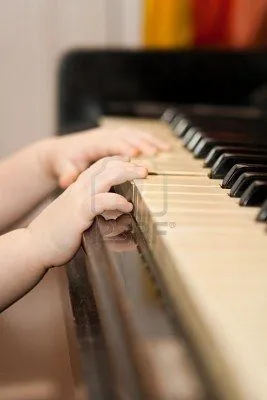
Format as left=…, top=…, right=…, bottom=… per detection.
left=59, top=49, right=267, bottom=132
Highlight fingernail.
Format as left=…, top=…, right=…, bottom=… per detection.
left=127, top=202, right=133, bottom=211
left=128, top=148, right=139, bottom=156
left=137, top=166, right=148, bottom=176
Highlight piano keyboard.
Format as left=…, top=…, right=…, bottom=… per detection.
left=101, top=115, right=267, bottom=400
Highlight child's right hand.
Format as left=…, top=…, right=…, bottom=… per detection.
left=28, top=156, right=147, bottom=269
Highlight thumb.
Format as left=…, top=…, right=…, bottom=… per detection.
left=58, top=161, right=80, bottom=189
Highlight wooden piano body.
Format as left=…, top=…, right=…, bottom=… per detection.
left=4, top=50, right=265, bottom=400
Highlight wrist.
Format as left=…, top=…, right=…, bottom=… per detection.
left=25, top=226, right=50, bottom=272
left=36, top=138, right=58, bottom=187
left=20, top=228, right=48, bottom=274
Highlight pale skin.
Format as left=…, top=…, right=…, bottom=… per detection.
left=0, top=126, right=169, bottom=311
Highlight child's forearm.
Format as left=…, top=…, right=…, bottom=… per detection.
left=0, top=228, right=46, bottom=311
left=0, top=140, right=56, bottom=232
left=0, top=157, right=147, bottom=311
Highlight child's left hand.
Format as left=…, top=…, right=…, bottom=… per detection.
left=43, top=126, right=170, bottom=189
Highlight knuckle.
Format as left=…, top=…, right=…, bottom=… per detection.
left=110, top=164, right=124, bottom=176
left=94, top=193, right=106, bottom=213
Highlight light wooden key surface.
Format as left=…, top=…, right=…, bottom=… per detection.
left=102, top=117, right=267, bottom=400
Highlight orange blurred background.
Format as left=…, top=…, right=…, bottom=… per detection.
left=143, top=0, right=267, bottom=49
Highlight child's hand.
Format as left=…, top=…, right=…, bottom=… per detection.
left=28, top=157, right=147, bottom=268
left=44, top=127, right=169, bottom=189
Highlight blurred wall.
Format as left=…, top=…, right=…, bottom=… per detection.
left=0, top=3, right=141, bottom=399
left=0, top=0, right=141, bottom=157
left=0, top=1, right=55, bottom=155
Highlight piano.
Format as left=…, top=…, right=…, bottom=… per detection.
left=59, top=50, right=267, bottom=400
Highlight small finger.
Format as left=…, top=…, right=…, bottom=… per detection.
left=123, top=136, right=158, bottom=156
left=78, top=157, right=148, bottom=194
left=113, top=141, right=139, bottom=157
left=138, top=131, right=171, bottom=151
left=91, top=193, right=133, bottom=217
left=97, top=215, right=131, bottom=237
left=101, top=210, right=124, bottom=220
left=100, top=165, right=147, bottom=192
left=58, top=162, right=80, bottom=189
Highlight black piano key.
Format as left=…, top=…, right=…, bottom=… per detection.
left=239, top=180, right=267, bottom=206
left=230, top=172, right=267, bottom=197
left=161, top=109, right=191, bottom=137
left=191, top=131, right=247, bottom=151
left=186, top=131, right=204, bottom=151
left=182, top=127, right=200, bottom=145
left=165, top=113, right=192, bottom=137
left=256, top=199, right=267, bottom=221
left=177, top=113, right=267, bottom=147
left=161, top=108, right=177, bottom=124
left=170, top=115, right=186, bottom=130
left=194, top=139, right=243, bottom=158
left=194, top=138, right=222, bottom=158
left=222, top=164, right=267, bottom=188
left=209, top=154, right=267, bottom=179
left=191, top=121, right=267, bottom=154
left=205, top=146, right=267, bottom=168
left=192, top=136, right=248, bottom=158
left=172, top=118, right=191, bottom=137
left=194, top=138, right=267, bottom=159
